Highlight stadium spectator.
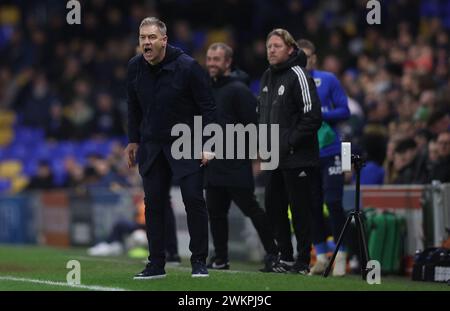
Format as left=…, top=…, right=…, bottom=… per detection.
left=393, top=138, right=428, bottom=184
left=45, top=104, right=71, bottom=141
left=63, top=98, right=95, bottom=140
left=384, top=135, right=403, bottom=184
left=18, top=72, right=58, bottom=129
left=62, top=156, right=84, bottom=189
left=88, top=196, right=181, bottom=265
left=26, top=160, right=54, bottom=190
left=427, top=110, right=450, bottom=137
left=429, top=131, right=450, bottom=183
left=428, top=139, right=440, bottom=164
left=92, top=92, right=125, bottom=138
left=81, top=154, right=129, bottom=190
left=360, top=134, right=386, bottom=185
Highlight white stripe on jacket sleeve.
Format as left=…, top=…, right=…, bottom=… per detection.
left=291, top=66, right=312, bottom=113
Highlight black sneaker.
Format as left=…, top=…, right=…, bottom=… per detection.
left=207, top=256, right=230, bottom=270
left=191, top=261, right=209, bottom=278
left=280, top=254, right=295, bottom=267
left=259, top=254, right=288, bottom=273
left=166, top=254, right=181, bottom=266
left=290, top=261, right=310, bottom=275
left=133, top=263, right=166, bottom=280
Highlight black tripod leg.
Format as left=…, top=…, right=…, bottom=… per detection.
left=354, top=213, right=370, bottom=280
left=323, top=213, right=354, bottom=277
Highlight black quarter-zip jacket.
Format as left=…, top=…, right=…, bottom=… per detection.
left=258, top=50, right=322, bottom=169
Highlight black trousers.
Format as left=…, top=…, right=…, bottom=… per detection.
left=311, top=155, right=347, bottom=249
left=206, top=186, right=278, bottom=261
left=164, top=199, right=179, bottom=256
left=142, top=152, right=208, bottom=267
left=265, top=167, right=319, bottom=264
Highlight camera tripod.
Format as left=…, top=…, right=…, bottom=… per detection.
left=323, top=154, right=371, bottom=280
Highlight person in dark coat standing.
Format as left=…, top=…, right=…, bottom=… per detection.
left=258, top=29, right=322, bottom=275
left=429, top=131, right=450, bottom=183
left=125, top=17, right=216, bottom=279
left=204, top=43, right=282, bottom=272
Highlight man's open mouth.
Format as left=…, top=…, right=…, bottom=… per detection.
left=144, top=47, right=152, bottom=53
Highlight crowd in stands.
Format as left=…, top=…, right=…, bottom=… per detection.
left=0, top=0, right=449, bottom=193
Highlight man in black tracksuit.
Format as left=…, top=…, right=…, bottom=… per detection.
left=258, top=29, right=322, bottom=274
left=204, top=43, right=281, bottom=272
left=125, top=17, right=216, bottom=279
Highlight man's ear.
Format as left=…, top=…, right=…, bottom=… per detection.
left=288, top=46, right=294, bottom=56
left=225, top=58, right=232, bottom=70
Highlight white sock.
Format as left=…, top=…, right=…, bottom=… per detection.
left=316, top=254, right=328, bottom=263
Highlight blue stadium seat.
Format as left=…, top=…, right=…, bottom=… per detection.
left=34, top=143, right=52, bottom=160
left=443, top=2, right=450, bottom=29
left=54, top=141, right=77, bottom=158
left=22, top=160, right=38, bottom=177
left=420, top=1, right=440, bottom=17
left=98, top=140, right=114, bottom=158
left=0, top=179, right=11, bottom=193
left=118, top=136, right=128, bottom=146
left=13, top=127, right=45, bottom=144
left=76, top=156, right=87, bottom=167
left=51, top=158, right=67, bottom=187
left=6, top=144, right=28, bottom=161
left=81, top=140, right=100, bottom=157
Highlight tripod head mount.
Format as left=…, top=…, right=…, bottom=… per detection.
left=351, top=154, right=366, bottom=171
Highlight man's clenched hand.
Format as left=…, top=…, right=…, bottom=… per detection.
left=125, top=143, right=139, bottom=168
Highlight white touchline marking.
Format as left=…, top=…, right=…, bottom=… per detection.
left=71, top=256, right=258, bottom=275
left=73, top=256, right=138, bottom=264
left=0, top=276, right=127, bottom=291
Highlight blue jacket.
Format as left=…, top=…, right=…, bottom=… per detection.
left=310, top=70, right=350, bottom=158
left=127, top=45, right=217, bottom=178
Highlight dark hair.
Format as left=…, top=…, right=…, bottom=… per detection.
left=395, top=138, right=417, bottom=154
left=208, top=42, right=233, bottom=61
left=427, top=109, right=449, bottom=127
left=415, top=128, right=432, bottom=142
left=362, top=134, right=387, bottom=165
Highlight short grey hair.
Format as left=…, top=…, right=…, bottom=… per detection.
left=208, top=42, right=233, bottom=61
left=139, top=17, right=167, bottom=36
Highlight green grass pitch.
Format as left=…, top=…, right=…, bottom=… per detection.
left=0, top=245, right=448, bottom=291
